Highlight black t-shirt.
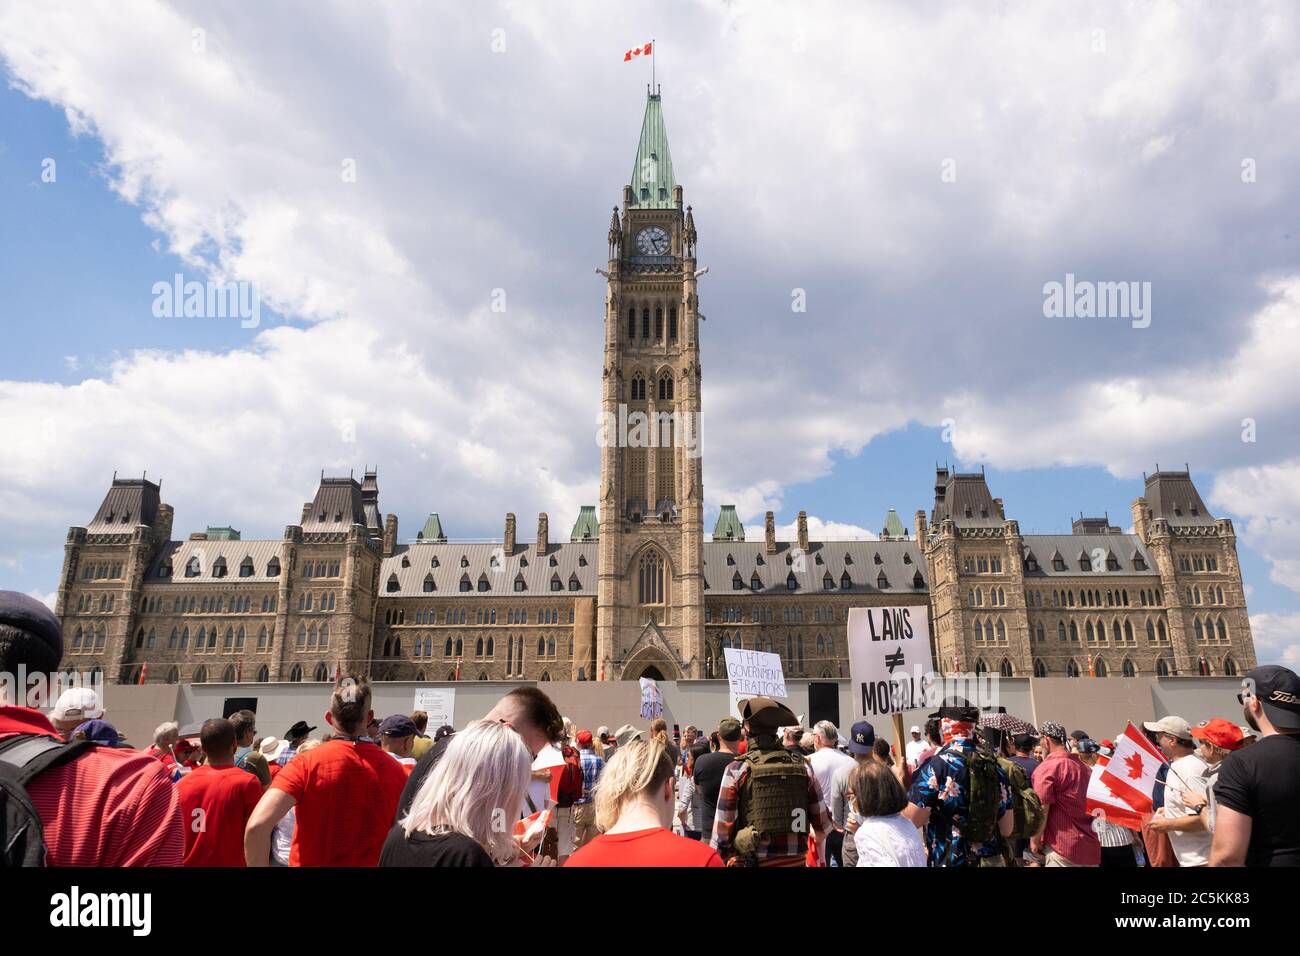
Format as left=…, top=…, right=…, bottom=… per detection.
left=396, top=736, right=450, bottom=822
left=1213, top=733, right=1300, bottom=866
left=379, top=825, right=495, bottom=867
left=693, top=750, right=740, bottom=831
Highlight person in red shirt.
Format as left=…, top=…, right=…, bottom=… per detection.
left=177, top=717, right=264, bottom=866
left=566, top=738, right=722, bottom=867
left=244, top=674, right=408, bottom=866
left=1031, top=720, right=1102, bottom=866
left=0, top=590, right=184, bottom=866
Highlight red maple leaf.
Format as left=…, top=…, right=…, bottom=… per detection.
left=1124, top=751, right=1144, bottom=779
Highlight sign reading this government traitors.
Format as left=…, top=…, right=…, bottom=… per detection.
left=846, top=606, right=934, bottom=719
left=723, top=647, right=788, bottom=717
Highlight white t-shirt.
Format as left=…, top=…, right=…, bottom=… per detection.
left=854, top=813, right=928, bottom=867
left=905, top=738, right=927, bottom=768
left=1162, top=752, right=1212, bottom=867
left=809, top=747, right=856, bottom=803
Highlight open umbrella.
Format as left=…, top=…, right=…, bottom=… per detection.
left=977, top=711, right=1036, bottom=736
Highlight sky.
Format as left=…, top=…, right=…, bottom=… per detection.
left=0, top=0, right=1297, bottom=668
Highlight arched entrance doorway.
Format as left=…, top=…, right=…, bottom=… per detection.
left=637, top=665, right=666, bottom=682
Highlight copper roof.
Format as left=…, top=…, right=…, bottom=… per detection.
left=86, top=478, right=160, bottom=534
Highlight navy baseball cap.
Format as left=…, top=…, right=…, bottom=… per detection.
left=73, top=719, right=124, bottom=747
left=848, top=720, right=876, bottom=755
left=379, top=714, right=418, bottom=737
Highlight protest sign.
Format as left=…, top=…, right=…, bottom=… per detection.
left=412, top=687, right=455, bottom=728
left=846, top=605, right=934, bottom=724
left=639, top=676, right=663, bottom=720
left=722, top=647, right=787, bottom=717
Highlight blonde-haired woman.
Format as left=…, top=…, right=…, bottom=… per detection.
left=380, top=719, right=534, bottom=867
left=565, top=739, right=722, bottom=867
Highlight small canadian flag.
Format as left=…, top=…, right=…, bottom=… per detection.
left=138, top=662, right=148, bottom=686
left=1098, top=722, right=1167, bottom=815
left=624, top=41, right=652, bottom=61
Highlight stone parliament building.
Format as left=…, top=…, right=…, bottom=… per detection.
left=53, top=92, right=1256, bottom=686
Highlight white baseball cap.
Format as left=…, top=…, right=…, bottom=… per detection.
left=910, top=725, right=922, bottom=734
left=51, top=687, right=103, bottom=722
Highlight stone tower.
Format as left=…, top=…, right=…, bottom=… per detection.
left=596, top=88, right=706, bottom=680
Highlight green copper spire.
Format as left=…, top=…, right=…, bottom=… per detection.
left=629, top=91, right=675, bottom=208
left=570, top=505, right=599, bottom=542
left=712, top=505, right=745, bottom=542
left=417, top=513, right=447, bottom=542
left=882, top=509, right=907, bottom=540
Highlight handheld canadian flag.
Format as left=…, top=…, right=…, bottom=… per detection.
left=624, top=41, right=652, bottom=61
left=1097, top=722, right=1168, bottom=816
left=1085, top=752, right=1150, bottom=830
left=138, top=662, right=148, bottom=686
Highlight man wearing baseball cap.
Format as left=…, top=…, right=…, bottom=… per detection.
left=1145, top=714, right=1215, bottom=867
left=572, top=729, right=604, bottom=851
left=49, top=686, right=103, bottom=739
left=1211, top=665, right=1300, bottom=866
left=1029, top=720, right=1099, bottom=867
left=694, top=716, right=743, bottom=840
left=0, top=590, right=184, bottom=865
left=378, top=714, right=419, bottom=772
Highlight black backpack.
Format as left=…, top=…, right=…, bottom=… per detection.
left=0, top=734, right=94, bottom=867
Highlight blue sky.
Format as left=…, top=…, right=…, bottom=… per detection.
left=1, top=1, right=1298, bottom=668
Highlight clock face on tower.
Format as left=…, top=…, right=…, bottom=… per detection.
left=635, top=226, right=670, bottom=256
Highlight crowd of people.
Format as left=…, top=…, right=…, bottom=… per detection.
left=2, top=589, right=1298, bottom=868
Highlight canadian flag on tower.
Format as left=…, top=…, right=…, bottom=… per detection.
left=1097, top=722, right=1168, bottom=816
left=624, top=41, right=653, bottom=61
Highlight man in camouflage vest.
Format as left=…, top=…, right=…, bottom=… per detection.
left=710, top=697, right=833, bottom=867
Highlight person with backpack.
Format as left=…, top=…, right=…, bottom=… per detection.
left=0, top=590, right=185, bottom=867
left=710, top=697, right=833, bottom=867
left=1030, top=720, right=1101, bottom=867
left=903, top=697, right=1015, bottom=867
left=976, top=724, right=1045, bottom=866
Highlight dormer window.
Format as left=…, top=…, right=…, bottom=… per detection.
left=877, top=571, right=890, bottom=589
left=726, top=553, right=735, bottom=566
left=786, top=572, right=798, bottom=591
left=185, top=556, right=202, bottom=578
left=267, top=557, right=281, bottom=577
left=401, top=555, right=410, bottom=568
left=751, top=573, right=762, bottom=590
left=423, top=574, right=435, bottom=593
left=732, top=572, right=744, bottom=591
left=385, top=574, right=399, bottom=593
left=841, top=571, right=852, bottom=589
left=239, top=557, right=254, bottom=578
left=578, top=555, right=588, bottom=567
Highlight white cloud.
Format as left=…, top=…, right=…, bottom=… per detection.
left=743, top=515, right=878, bottom=543
left=26, top=588, right=56, bottom=610
left=1248, top=611, right=1300, bottom=669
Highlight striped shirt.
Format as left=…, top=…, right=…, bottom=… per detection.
left=1092, top=816, right=1134, bottom=848
left=710, top=749, right=833, bottom=865
left=0, top=706, right=185, bottom=866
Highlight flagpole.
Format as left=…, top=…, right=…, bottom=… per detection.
left=652, top=38, right=656, bottom=91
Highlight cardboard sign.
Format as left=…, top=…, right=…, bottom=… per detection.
left=412, top=687, right=455, bottom=729
left=723, top=647, right=787, bottom=717
left=846, top=605, right=934, bottom=719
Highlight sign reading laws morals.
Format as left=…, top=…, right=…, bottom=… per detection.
left=723, top=647, right=787, bottom=717
left=846, top=606, right=935, bottom=719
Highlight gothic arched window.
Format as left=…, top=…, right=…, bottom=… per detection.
left=638, top=551, right=665, bottom=605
